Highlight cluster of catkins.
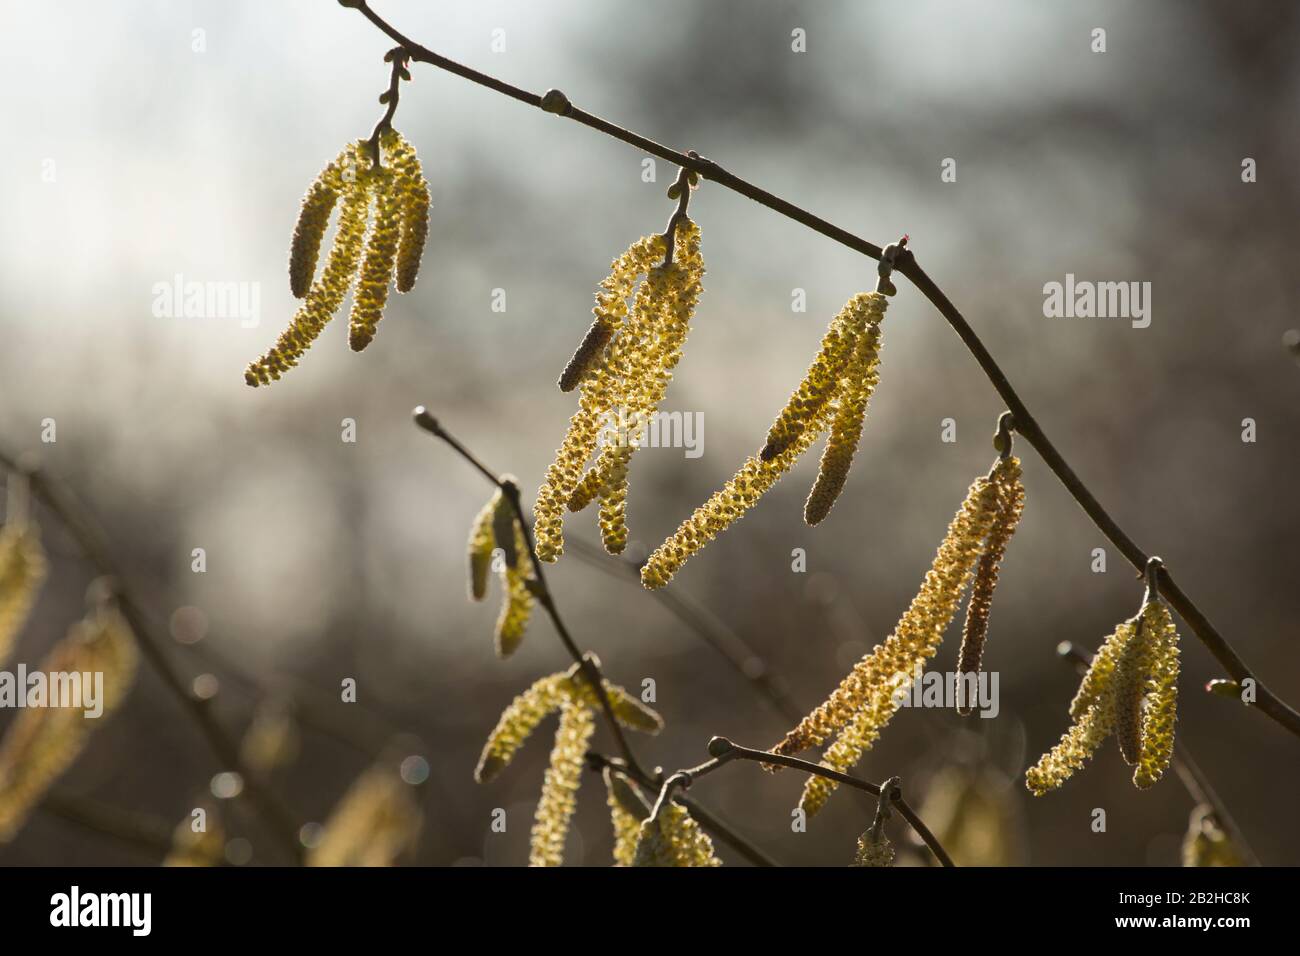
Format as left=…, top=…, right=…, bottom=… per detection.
left=466, top=480, right=536, bottom=658
left=473, top=662, right=663, bottom=866
left=245, top=129, right=431, bottom=386
left=533, top=219, right=705, bottom=562
left=772, top=454, right=1026, bottom=815
left=1027, top=577, right=1180, bottom=795
left=307, top=761, right=423, bottom=867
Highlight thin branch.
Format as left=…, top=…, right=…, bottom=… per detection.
left=40, top=790, right=175, bottom=857
left=346, top=0, right=1300, bottom=743
left=413, top=408, right=644, bottom=777
left=566, top=536, right=806, bottom=726
left=671, top=738, right=954, bottom=867
left=0, top=450, right=304, bottom=863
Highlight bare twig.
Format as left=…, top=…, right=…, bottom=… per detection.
left=345, top=0, right=1300, bottom=743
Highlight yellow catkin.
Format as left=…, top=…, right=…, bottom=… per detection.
left=528, top=700, right=595, bottom=867
left=163, top=808, right=225, bottom=867
left=490, top=484, right=520, bottom=570
left=762, top=299, right=868, bottom=461
left=1026, top=597, right=1180, bottom=795
left=1134, top=600, right=1179, bottom=789
left=640, top=292, right=887, bottom=588
left=604, top=768, right=650, bottom=866
left=955, top=458, right=1025, bottom=714
left=475, top=673, right=569, bottom=784
left=0, top=524, right=47, bottom=667
left=0, top=606, right=138, bottom=842
left=384, top=129, right=431, bottom=294
left=804, top=302, right=886, bottom=526
left=534, top=221, right=703, bottom=562
left=474, top=669, right=661, bottom=786
left=779, top=463, right=1007, bottom=816
left=287, top=146, right=350, bottom=298
left=348, top=164, right=402, bottom=352
left=308, top=765, right=422, bottom=867
left=466, top=496, right=496, bottom=602
left=246, top=144, right=371, bottom=386
left=631, top=802, right=722, bottom=867
left=1182, top=804, right=1245, bottom=867
left=851, top=830, right=896, bottom=867
left=495, top=523, right=534, bottom=658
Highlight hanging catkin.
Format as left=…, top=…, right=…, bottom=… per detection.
left=247, top=129, right=431, bottom=386
left=641, top=292, right=887, bottom=589
left=773, top=457, right=1017, bottom=816
left=534, top=220, right=704, bottom=562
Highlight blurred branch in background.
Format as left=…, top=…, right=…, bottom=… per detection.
left=0, top=448, right=304, bottom=862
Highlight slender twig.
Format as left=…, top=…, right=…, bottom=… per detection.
left=413, top=408, right=646, bottom=777
left=344, top=0, right=1300, bottom=742
left=1057, top=641, right=1260, bottom=867
left=662, top=737, right=954, bottom=867
left=365, top=47, right=409, bottom=168
left=566, top=537, right=806, bottom=725
left=410, top=409, right=781, bottom=864
left=0, top=451, right=304, bottom=863
left=588, top=752, right=777, bottom=867
left=40, top=790, right=175, bottom=856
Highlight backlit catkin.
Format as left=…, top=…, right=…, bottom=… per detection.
left=774, top=457, right=1013, bottom=816
left=247, top=129, right=431, bottom=386
left=604, top=767, right=650, bottom=866
left=851, top=829, right=896, bottom=868
left=534, top=221, right=704, bottom=561
left=631, top=802, right=722, bottom=867
left=307, top=764, right=422, bottom=867
left=0, top=605, right=138, bottom=842
left=641, top=292, right=887, bottom=589
left=464, top=487, right=535, bottom=658
left=475, top=666, right=662, bottom=866
left=529, top=700, right=594, bottom=867
left=0, top=523, right=46, bottom=667
left=955, top=457, right=1025, bottom=715
left=1026, top=596, right=1180, bottom=795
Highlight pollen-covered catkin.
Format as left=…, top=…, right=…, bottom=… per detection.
left=307, top=764, right=422, bottom=867
left=494, top=524, right=534, bottom=658
left=246, top=148, right=371, bottom=386
left=804, top=310, right=884, bottom=526
left=0, top=605, right=138, bottom=842
left=0, top=523, right=46, bottom=666
left=955, top=457, right=1025, bottom=714
left=1026, top=594, right=1180, bottom=795
left=475, top=673, right=569, bottom=784
left=631, top=802, right=722, bottom=867
left=466, top=496, right=496, bottom=602
left=288, top=146, right=350, bottom=298
left=349, top=166, right=402, bottom=352
left=604, top=768, right=650, bottom=866
left=534, top=221, right=703, bottom=562
left=851, top=829, right=896, bottom=867
left=383, top=129, right=431, bottom=294
left=641, top=292, right=887, bottom=589
left=248, top=130, right=431, bottom=385
left=529, top=700, right=594, bottom=867
left=775, top=459, right=1009, bottom=816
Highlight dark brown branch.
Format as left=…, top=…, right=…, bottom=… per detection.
left=346, top=0, right=1300, bottom=743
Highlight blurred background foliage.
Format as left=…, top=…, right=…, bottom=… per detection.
left=0, top=0, right=1297, bottom=865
